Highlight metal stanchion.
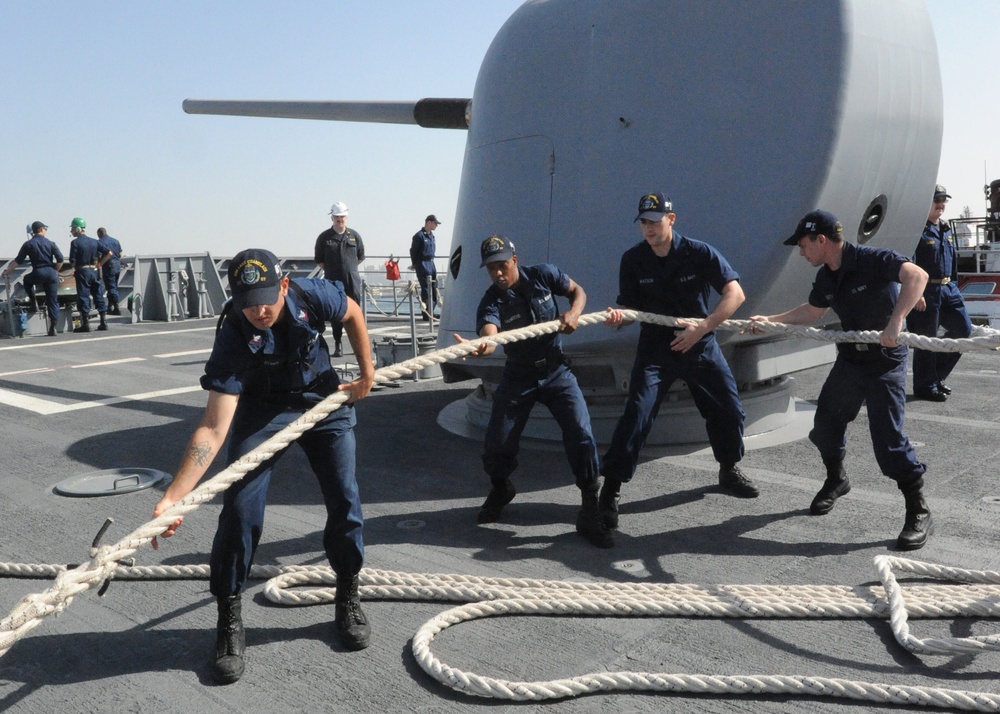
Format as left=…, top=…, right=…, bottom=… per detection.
left=428, top=276, right=437, bottom=335
left=2, top=271, right=15, bottom=337
left=408, top=289, right=419, bottom=382
left=196, top=272, right=214, bottom=318
left=167, top=272, right=185, bottom=321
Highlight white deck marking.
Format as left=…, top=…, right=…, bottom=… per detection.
left=154, top=349, right=212, bottom=358
left=69, top=357, right=146, bottom=369
left=0, top=367, right=55, bottom=377
left=0, top=328, right=211, bottom=412
left=0, top=325, right=216, bottom=352
left=0, top=385, right=203, bottom=415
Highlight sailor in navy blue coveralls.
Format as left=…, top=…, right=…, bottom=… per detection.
left=906, top=185, right=971, bottom=401
left=410, top=215, right=440, bottom=319
left=456, top=235, right=612, bottom=548
left=599, top=193, right=757, bottom=531
left=749, top=209, right=933, bottom=551
left=97, top=227, right=124, bottom=315
left=153, top=249, right=375, bottom=684
left=6, top=222, right=63, bottom=335
left=67, top=219, right=109, bottom=332
left=314, top=202, right=365, bottom=357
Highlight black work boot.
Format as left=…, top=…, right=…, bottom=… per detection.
left=213, top=595, right=245, bottom=684
left=73, top=314, right=90, bottom=333
left=576, top=488, right=614, bottom=548
left=598, top=477, right=621, bottom=529
left=97, top=312, right=108, bottom=331
left=718, top=463, right=759, bottom=498
left=334, top=574, right=371, bottom=651
left=477, top=478, right=516, bottom=523
left=897, top=478, right=933, bottom=551
left=333, top=340, right=343, bottom=358
left=47, top=323, right=57, bottom=337
left=810, top=456, right=851, bottom=515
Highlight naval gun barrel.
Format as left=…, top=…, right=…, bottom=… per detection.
left=182, top=98, right=470, bottom=129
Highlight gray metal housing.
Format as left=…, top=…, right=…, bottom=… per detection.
left=442, top=0, right=942, bottom=368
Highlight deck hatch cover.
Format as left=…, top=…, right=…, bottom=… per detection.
left=54, top=468, right=168, bottom=497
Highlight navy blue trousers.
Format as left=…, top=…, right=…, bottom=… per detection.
left=809, top=352, right=926, bottom=484
left=102, top=265, right=121, bottom=306
left=74, top=267, right=107, bottom=314
left=23, top=267, right=60, bottom=323
left=906, top=282, right=971, bottom=391
left=483, top=363, right=599, bottom=489
left=210, top=396, right=364, bottom=597
left=603, top=334, right=745, bottom=482
left=415, top=262, right=437, bottom=312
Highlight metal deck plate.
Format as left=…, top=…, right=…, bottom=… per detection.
left=53, top=468, right=168, bottom=497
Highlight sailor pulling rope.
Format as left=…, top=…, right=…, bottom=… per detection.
left=2, top=311, right=1000, bottom=709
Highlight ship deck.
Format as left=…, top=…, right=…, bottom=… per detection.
left=1, top=312, right=1000, bottom=712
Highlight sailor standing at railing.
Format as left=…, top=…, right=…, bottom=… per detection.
left=4, top=221, right=63, bottom=336
left=315, top=201, right=366, bottom=358
left=410, top=214, right=440, bottom=320
left=906, top=184, right=972, bottom=402
left=67, top=217, right=109, bottom=333
left=96, top=227, right=124, bottom=316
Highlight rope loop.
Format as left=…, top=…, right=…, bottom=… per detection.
left=3, top=309, right=1000, bottom=707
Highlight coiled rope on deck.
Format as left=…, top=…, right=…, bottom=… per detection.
left=2, top=310, right=1000, bottom=708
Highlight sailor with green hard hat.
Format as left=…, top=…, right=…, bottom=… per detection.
left=67, top=217, right=110, bottom=332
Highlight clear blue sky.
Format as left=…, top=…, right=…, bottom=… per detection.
left=1, top=1, right=995, bottom=260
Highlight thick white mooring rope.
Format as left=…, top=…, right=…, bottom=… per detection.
left=2, top=311, right=999, bottom=709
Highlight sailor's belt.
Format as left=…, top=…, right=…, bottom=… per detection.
left=836, top=341, right=897, bottom=364
left=928, top=277, right=951, bottom=285
left=507, top=352, right=566, bottom=369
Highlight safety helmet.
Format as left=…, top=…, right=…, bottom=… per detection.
left=329, top=202, right=349, bottom=217
left=71, top=217, right=87, bottom=229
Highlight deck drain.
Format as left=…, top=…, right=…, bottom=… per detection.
left=396, top=519, right=426, bottom=530
left=54, top=468, right=168, bottom=497
left=611, top=559, right=650, bottom=577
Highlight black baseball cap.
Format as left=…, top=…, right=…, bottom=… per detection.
left=634, top=192, right=673, bottom=222
left=426, top=214, right=442, bottom=224
left=933, top=184, right=951, bottom=201
left=30, top=221, right=47, bottom=233
left=784, top=209, right=843, bottom=246
left=480, top=235, right=515, bottom=267
left=228, top=249, right=284, bottom=310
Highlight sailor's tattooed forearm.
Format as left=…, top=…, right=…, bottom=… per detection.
left=187, top=440, right=213, bottom=467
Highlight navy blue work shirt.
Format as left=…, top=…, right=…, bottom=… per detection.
left=912, top=220, right=957, bottom=282
left=808, top=242, right=909, bottom=355
left=314, top=228, right=365, bottom=302
left=68, top=235, right=106, bottom=269
left=409, top=229, right=436, bottom=264
left=617, top=233, right=740, bottom=339
left=99, top=234, right=123, bottom=271
left=476, top=263, right=569, bottom=365
left=15, top=234, right=64, bottom=270
left=202, top=278, right=348, bottom=397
